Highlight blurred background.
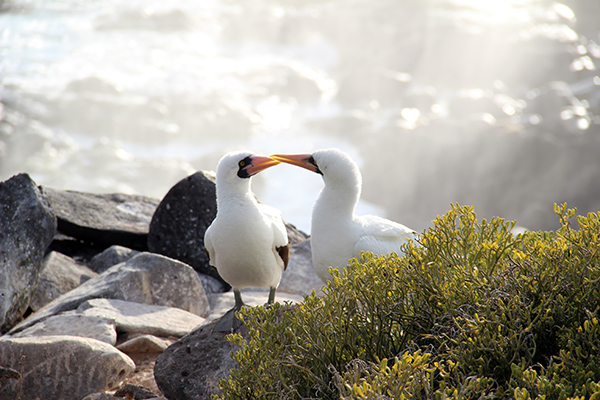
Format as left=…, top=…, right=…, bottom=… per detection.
left=1, top=0, right=599, bottom=233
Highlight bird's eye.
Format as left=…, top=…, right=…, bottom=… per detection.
left=239, top=160, right=246, bottom=167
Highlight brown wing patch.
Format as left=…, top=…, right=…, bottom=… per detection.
left=277, top=243, right=290, bottom=271
left=204, top=248, right=211, bottom=263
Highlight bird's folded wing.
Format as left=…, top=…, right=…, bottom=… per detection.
left=258, top=204, right=290, bottom=269
left=353, top=215, right=417, bottom=258
left=203, top=225, right=216, bottom=267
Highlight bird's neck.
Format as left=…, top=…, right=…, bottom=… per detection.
left=313, top=183, right=359, bottom=223
left=216, top=181, right=256, bottom=210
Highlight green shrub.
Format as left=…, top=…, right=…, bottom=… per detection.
left=216, top=204, right=600, bottom=399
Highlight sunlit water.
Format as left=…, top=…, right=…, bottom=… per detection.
left=1, top=0, right=599, bottom=232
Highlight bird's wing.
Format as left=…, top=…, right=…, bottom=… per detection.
left=258, top=203, right=290, bottom=269
left=203, top=224, right=216, bottom=267
left=353, top=215, right=417, bottom=258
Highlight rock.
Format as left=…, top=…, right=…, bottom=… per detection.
left=154, top=321, right=246, bottom=400
left=0, top=336, right=135, bottom=400
left=283, top=222, right=310, bottom=245
left=147, top=171, right=220, bottom=282
left=277, top=239, right=323, bottom=295
left=81, top=393, right=121, bottom=400
left=29, top=251, right=97, bottom=311
left=78, top=298, right=205, bottom=338
left=9, top=252, right=210, bottom=335
left=89, top=245, right=140, bottom=274
left=10, top=312, right=117, bottom=344
left=114, top=383, right=163, bottom=399
left=196, top=272, right=227, bottom=294
left=0, top=173, right=57, bottom=333
left=117, top=335, right=175, bottom=354
left=43, top=187, right=160, bottom=251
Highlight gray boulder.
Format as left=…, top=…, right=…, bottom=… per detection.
left=0, top=336, right=135, bottom=400
left=9, top=252, right=210, bottom=334
left=154, top=321, right=245, bottom=400
left=43, top=187, right=160, bottom=251
left=0, top=173, right=56, bottom=333
left=29, top=251, right=97, bottom=311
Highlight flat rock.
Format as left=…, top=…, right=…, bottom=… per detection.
left=43, top=187, right=160, bottom=250
left=78, top=298, right=205, bottom=338
left=10, top=312, right=117, bottom=344
left=30, top=251, right=97, bottom=311
left=9, top=252, right=210, bottom=335
left=117, top=335, right=175, bottom=354
left=88, top=245, right=140, bottom=274
left=0, top=173, right=57, bottom=333
left=277, top=238, right=323, bottom=295
left=0, top=335, right=135, bottom=400
left=147, top=171, right=220, bottom=282
left=154, top=321, right=246, bottom=400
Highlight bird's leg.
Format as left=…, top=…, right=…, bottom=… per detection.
left=267, top=287, right=277, bottom=304
left=213, top=289, right=245, bottom=333
left=234, top=288, right=244, bottom=309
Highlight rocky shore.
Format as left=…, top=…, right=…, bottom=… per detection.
left=0, top=172, right=322, bottom=400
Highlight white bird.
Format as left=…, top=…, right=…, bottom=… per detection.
left=204, top=151, right=289, bottom=331
left=271, top=148, right=417, bottom=282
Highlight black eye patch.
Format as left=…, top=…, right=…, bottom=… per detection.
left=237, top=156, right=254, bottom=179
left=308, top=156, right=323, bottom=175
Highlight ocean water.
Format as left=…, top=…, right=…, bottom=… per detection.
left=1, top=0, right=599, bottom=233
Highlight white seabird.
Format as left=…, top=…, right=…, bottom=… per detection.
left=271, top=148, right=417, bottom=282
left=204, top=151, right=289, bottom=331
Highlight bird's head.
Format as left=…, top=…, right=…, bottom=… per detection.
left=216, top=151, right=280, bottom=186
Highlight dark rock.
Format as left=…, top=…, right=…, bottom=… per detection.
left=0, top=336, right=135, bottom=400
left=154, top=321, right=247, bottom=400
left=29, top=251, right=97, bottom=311
left=89, top=245, right=140, bottom=274
left=147, top=171, right=220, bottom=283
left=43, top=187, right=160, bottom=251
left=0, top=173, right=56, bottom=333
left=9, top=252, right=210, bottom=335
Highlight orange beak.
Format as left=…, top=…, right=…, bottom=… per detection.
left=270, top=153, right=321, bottom=174
left=243, top=155, right=281, bottom=176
